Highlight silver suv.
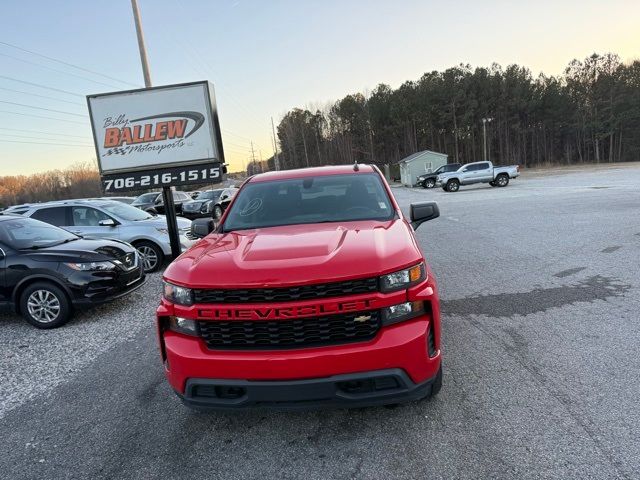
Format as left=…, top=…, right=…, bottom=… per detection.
left=19, top=200, right=194, bottom=272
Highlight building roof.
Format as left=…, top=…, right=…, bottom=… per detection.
left=396, top=150, right=448, bottom=164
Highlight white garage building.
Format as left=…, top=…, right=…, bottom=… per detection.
left=398, top=150, right=449, bottom=187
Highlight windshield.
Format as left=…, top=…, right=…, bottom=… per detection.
left=196, top=190, right=223, bottom=201
left=0, top=217, right=77, bottom=249
left=101, top=202, right=153, bottom=221
left=223, top=173, right=395, bottom=231
left=133, top=192, right=158, bottom=204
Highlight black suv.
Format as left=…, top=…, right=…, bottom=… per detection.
left=417, top=163, right=462, bottom=188
left=131, top=191, right=192, bottom=215
left=0, top=214, right=145, bottom=328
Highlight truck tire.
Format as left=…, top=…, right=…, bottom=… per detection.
left=135, top=240, right=164, bottom=273
left=445, top=179, right=460, bottom=192
left=495, top=174, right=509, bottom=187
left=20, top=281, right=72, bottom=329
left=423, top=178, right=436, bottom=189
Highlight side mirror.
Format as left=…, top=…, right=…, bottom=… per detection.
left=98, top=218, right=117, bottom=227
left=191, top=218, right=215, bottom=238
left=410, top=201, right=440, bottom=230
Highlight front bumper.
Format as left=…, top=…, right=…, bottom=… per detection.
left=68, top=268, right=146, bottom=306
left=157, top=273, right=442, bottom=410
left=178, top=367, right=439, bottom=410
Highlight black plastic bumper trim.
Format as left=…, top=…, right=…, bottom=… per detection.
left=177, top=367, right=438, bottom=411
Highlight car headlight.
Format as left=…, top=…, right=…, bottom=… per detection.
left=379, top=263, right=426, bottom=292
left=163, top=281, right=193, bottom=305
left=65, top=261, right=115, bottom=271
left=168, top=316, right=199, bottom=336
left=201, top=202, right=212, bottom=213
left=381, top=301, right=424, bottom=326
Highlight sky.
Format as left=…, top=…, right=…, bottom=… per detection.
left=0, top=0, right=638, bottom=175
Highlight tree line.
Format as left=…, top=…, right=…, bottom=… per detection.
left=0, top=162, right=102, bottom=209
left=267, top=53, right=640, bottom=171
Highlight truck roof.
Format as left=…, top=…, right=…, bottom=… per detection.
left=249, top=164, right=376, bottom=183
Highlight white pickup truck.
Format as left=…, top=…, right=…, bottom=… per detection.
left=436, top=161, right=520, bottom=192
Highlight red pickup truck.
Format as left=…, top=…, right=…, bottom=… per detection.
left=156, top=164, right=442, bottom=409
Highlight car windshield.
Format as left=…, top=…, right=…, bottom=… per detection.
left=196, top=190, right=223, bottom=200
left=223, top=173, right=395, bottom=231
left=0, top=217, right=77, bottom=249
left=133, top=192, right=158, bottom=204
left=101, top=202, right=153, bottom=221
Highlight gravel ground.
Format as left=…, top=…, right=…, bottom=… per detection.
left=1, top=165, right=639, bottom=479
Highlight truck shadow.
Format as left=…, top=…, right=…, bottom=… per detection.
left=440, top=275, right=631, bottom=318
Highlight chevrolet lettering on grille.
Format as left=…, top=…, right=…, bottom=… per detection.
left=198, top=299, right=375, bottom=320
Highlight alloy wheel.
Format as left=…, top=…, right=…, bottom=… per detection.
left=27, top=290, right=61, bottom=324
left=137, top=245, right=159, bottom=271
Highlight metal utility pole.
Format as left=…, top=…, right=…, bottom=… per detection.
left=271, top=116, right=280, bottom=170
left=131, top=0, right=181, bottom=259
left=482, top=117, right=493, bottom=162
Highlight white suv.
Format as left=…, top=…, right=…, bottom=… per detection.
left=19, top=200, right=194, bottom=272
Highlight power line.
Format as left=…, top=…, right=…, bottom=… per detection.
left=0, top=40, right=141, bottom=88
left=0, top=52, right=123, bottom=89
left=0, top=86, right=84, bottom=106
left=0, top=139, right=93, bottom=147
left=0, top=110, right=87, bottom=125
left=0, top=132, right=92, bottom=144
left=0, top=75, right=84, bottom=97
left=0, top=100, right=86, bottom=117
left=0, top=126, right=89, bottom=139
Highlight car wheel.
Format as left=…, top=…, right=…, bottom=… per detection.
left=20, top=282, right=71, bottom=329
left=425, top=178, right=436, bottom=189
left=496, top=174, right=509, bottom=187
left=446, top=179, right=460, bottom=192
left=135, top=241, right=164, bottom=273
left=213, top=205, right=224, bottom=221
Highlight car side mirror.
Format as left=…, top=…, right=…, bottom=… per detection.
left=191, top=218, right=215, bottom=238
left=98, top=218, right=117, bottom=227
left=410, top=201, right=440, bottom=230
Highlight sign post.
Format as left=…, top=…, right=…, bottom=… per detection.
left=87, top=81, right=226, bottom=258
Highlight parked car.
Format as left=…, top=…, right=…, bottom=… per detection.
left=98, top=196, right=136, bottom=205
left=212, top=187, right=238, bottom=220
left=416, top=163, right=462, bottom=188
left=436, top=161, right=520, bottom=192
left=18, top=200, right=194, bottom=272
left=160, top=164, right=442, bottom=409
left=131, top=191, right=192, bottom=215
left=181, top=189, right=225, bottom=219
left=0, top=214, right=145, bottom=328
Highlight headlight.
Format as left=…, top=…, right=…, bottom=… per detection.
left=65, top=261, right=115, bottom=271
left=163, top=281, right=193, bottom=305
left=168, top=316, right=199, bottom=336
left=379, top=263, right=426, bottom=292
left=201, top=202, right=212, bottom=213
left=381, top=301, right=424, bottom=325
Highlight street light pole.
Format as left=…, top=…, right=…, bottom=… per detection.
left=130, top=0, right=181, bottom=260
left=482, top=117, right=493, bottom=161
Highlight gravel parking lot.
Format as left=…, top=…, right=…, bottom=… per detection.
left=1, top=164, right=639, bottom=479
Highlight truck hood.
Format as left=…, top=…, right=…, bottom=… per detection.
left=164, top=219, right=423, bottom=289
